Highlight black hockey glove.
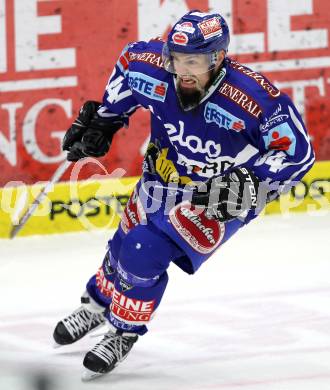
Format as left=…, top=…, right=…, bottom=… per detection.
left=143, top=142, right=160, bottom=174
left=62, top=100, right=121, bottom=161
left=191, top=167, right=261, bottom=222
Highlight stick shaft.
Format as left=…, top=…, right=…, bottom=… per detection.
left=9, top=160, right=71, bottom=239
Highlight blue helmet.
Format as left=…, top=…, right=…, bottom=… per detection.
left=166, top=10, right=230, bottom=54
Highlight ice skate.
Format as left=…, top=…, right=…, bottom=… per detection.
left=53, top=292, right=106, bottom=346
left=81, top=327, right=138, bottom=381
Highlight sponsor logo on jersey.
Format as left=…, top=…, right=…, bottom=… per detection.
left=96, top=267, right=114, bottom=298
left=175, top=144, right=258, bottom=178
left=262, top=122, right=296, bottom=155
left=174, top=22, right=195, bottom=34
left=204, top=102, right=246, bottom=132
left=260, top=104, right=289, bottom=132
left=128, top=51, right=164, bottom=68
left=198, top=17, right=222, bottom=39
left=128, top=72, right=168, bottom=102
left=219, top=82, right=262, bottom=119
left=154, top=148, right=193, bottom=185
left=111, top=288, right=155, bottom=324
left=169, top=201, right=225, bottom=254
left=229, top=60, right=280, bottom=98
left=172, top=31, right=189, bottom=45
left=164, top=120, right=222, bottom=158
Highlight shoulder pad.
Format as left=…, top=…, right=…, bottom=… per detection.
left=226, top=58, right=281, bottom=99
left=125, top=39, right=165, bottom=70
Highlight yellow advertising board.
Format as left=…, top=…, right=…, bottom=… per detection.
left=0, top=161, right=329, bottom=239
left=264, top=161, right=330, bottom=215
left=0, top=177, right=138, bottom=238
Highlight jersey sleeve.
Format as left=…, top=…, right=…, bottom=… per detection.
left=97, top=43, right=141, bottom=129
left=252, top=94, right=315, bottom=196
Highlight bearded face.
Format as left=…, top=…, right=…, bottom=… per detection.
left=171, top=52, right=224, bottom=110
left=175, top=68, right=219, bottom=111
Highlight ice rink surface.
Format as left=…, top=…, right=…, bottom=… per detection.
left=1, top=213, right=330, bottom=390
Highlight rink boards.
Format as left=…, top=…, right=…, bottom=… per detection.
left=0, top=161, right=329, bottom=238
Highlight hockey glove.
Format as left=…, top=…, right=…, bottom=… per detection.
left=143, top=142, right=160, bottom=174
left=191, top=167, right=261, bottom=222
left=62, top=100, right=121, bottom=161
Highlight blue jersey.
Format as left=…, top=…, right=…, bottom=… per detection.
left=100, top=38, right=315, bottom=198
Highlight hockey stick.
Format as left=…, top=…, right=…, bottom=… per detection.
left=9, top=159, right=72, bottom=239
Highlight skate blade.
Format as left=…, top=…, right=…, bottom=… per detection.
left=81, top=368, right=104, bottom=381
left=53, top=342, right=63, bottom=349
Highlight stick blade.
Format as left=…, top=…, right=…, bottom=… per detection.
left=9, top=223, right=23, bottom=239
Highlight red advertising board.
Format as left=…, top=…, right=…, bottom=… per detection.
left=0, top=0, right=329, bottom=187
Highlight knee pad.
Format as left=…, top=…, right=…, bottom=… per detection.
left=118, top=223, right=176, bottom=279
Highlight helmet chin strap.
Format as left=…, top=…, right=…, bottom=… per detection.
left=204, top=64, right=223, bottom=91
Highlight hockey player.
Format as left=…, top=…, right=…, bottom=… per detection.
left=53, top=10, right=315, bottom=380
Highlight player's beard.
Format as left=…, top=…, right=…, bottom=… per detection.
left=176, top=69, right=219, bottom=111
left=176, top=77, right=203, bottom=111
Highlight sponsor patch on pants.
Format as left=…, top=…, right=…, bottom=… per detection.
left=110, top=289, right=155, bottom=325
left=96, top=267, right=114, bottom=298
left=120, top=188, right=146, bottom=233
left=169, top=201, right=225, bottom=254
